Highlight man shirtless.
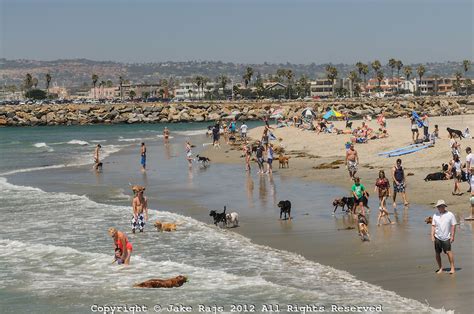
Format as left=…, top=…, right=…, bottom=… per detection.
left=345, top=144, right=359, bottom=179
left=140, top=142, right=146, bottom=170
left=163, top=127, right=170, bottom=143
left=131, top=187, right=148, bottom=233
left=93, top=144, right=101, bottom=170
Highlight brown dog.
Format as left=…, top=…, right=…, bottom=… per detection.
left=425, top=216, right=433, bottom=224
left=133, top=275, right=187, bottom=288
left=278, top=155, right=290, bottom=168
left=154, top=220, right=177, bottom=232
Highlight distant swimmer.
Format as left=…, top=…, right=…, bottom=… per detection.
left=140, top=142, right=147, bottom=171
left=163, top=127, right=170, bottom=143
left=185, top=141, right=193, bottom=167
left=131, top=185, right=148, bottom=233
left=108, top=227, right=132, bottom=265
left=93, top=144, right=102, bottom=171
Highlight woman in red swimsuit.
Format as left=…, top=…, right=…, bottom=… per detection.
left=108, top=227, right=133, bottom=265
left=374, top=170, right=393, bottom=226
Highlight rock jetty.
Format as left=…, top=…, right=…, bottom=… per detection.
left=0, top=97, right=472, bottom=127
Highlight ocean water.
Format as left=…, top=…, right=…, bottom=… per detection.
left=0, top=123, right=454, bottom=313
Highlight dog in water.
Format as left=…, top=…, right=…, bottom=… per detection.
left=278, top=155, right=290, bottom=168
left=195, top=155, right=211, bottom=166
left=424, top=164, right=449, bottom=181
left=154, top=220, right=178, bottom=232
left=134, top=275, right=187, bottom=288
left=447, top=127, right=464, bottom=139
left=226, top=212, right=239, bottom=227
left=332, top=197, right=354, bottom=213
left=357, top=213, right=370, bottom=241
left=277, top=200, right=292, bottom=220
left=209, top=206, right=227, bottom=226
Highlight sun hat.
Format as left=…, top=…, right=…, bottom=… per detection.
left=434, top=200, right=447, bottom=208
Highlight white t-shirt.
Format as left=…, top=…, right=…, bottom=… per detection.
left=432, top=211, right=457, bottom=241
left=466, top=153, right=473, bottom=169
left=240, top=124, right=248, bottom=133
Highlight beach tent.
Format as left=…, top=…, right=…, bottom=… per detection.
left=322, top=108, right=343, bottom=120
left=301, top=108, right=316, bottom=118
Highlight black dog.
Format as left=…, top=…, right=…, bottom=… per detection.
left=332, top=197, right=354, bottom=213
left=447, top=127, right=464, bottom=140
left=424, top=164, right=448, bottom=181
left=196, top=155, right=210, bottom=166
left=277, top=200, right=292, bottom=220
left=209, top=206, right=227, bottom=226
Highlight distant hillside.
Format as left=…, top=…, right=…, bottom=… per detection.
left=0, top=58, right=471, bottom=88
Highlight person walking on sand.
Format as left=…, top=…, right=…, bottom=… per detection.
left=131, top=186, right=148, bottom=233
left=140, top=142, right=147, bottom=171
left=410, top=117, right=419, bottom=143
left=392, top=158, right=409, bottom=208
left=266, top=143, right=274, bottom=174
left=108, top=227, right=132, bottom=265
left=431, top=200, right=457, bottom=274
left=185, top=141, right=193, bottom=167
left=421, top=112, right=429, bottom=141
left=465, top=147, right=472, bottom=192
left=240, top=121, right=248, bottom=139
left=93, top=144, right=101, bottom=170
left=351, top=177, right=368, bottom=215
left=375, top=170, right=393, bottom=225
left=449, top=134, right=461, bottom=158
left=449, top=154, right=463, bottom=196
left=345, top=144, right=359, bottom=180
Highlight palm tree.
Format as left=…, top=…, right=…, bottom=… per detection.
left=129, top=90, right=136, bottom=100
left=361, top=64, right=369, bottom=83
left=325, top=65, right=338, bottom=96
left=416, top=65, right=426, bottom=93
left=24, top=73, right=33, bottom=90
left=376, top=71, right=384, bottom=88
left=371, top=60, right=381, bottom=83
left=99, top=80, right=106, bottom=98
left=119, top=76, right=124, bottom=100
left=45, top=73, right=52, bottom=91
left=285, top=69, right=294, bottom=99
left=193, top=76, right=203, bottom=100
left=355, top=62, right=364, bottom=79
left=404, top=66, right=412, bottom=81
left=218, top=75, right=228, bottom=99
left=276, top=69, right=287, bottom=83
left=348, top=71, right=358, bottom=98
left=92, top=74, right=99, bottom=98
left=395, top=60, right=403, bottom=92
left=463, top=60, right=471, bottom=76
left=32, top=77, right=38, bottom=89
left=388, top=58, right=396, bottom=83
left=243, top=67, right=254, bottom=88
left=454, top=71, right=462, bottom=94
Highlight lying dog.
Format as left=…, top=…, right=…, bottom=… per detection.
left=278, top=155, right=290, bottom=168
left=424, top=164, right=449, bottom=181
left=209, top=206, right=227, bottom=226
left=134, top=275, right=187, bottom=288
left=195, top=155, right=211, bottom=166
left=332, top=197, right=354, bottom=213
left=425, top=216, right=433, bottom=224
left=277, top=200, right=292, bottom=220
left=226, top=212, right=239, bottom=227
left=154, top=220, right=177, bottom=232
left=447, top=127, right=464, bottom=139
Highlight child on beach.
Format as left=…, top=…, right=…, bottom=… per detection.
left=113, top=247, right=124, bottom=265
left=351, top=177, right=368, bottom=215
left=266, top=144, right=274, bottom=174
left=375, top=170, right=393, bottom=226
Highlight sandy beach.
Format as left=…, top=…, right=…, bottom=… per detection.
left=203, top=114, right=474, bottom=312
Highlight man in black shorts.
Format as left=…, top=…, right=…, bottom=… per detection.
left=431, top=200, right=457, bottom=274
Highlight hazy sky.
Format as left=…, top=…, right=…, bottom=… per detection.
left=0, top=0, right=472, bottom=64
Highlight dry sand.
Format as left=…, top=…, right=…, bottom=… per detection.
left=203, top=115, right=474, bottom=313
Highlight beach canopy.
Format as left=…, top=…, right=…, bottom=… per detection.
left=270, top=108, right=284, bottom=119
left=322, top=109, right=343, bottom=120
left=301, top=108, right=316, bottom=118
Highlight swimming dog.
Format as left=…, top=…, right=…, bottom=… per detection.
left=278, top=155, right=290, bottom=168
left=226, top=212, right=239, bottom=227
left=195, top=155, right=211, bottom=166
left=154, top=220, right=177, bottom=232
left=447, top=127, right=464, bottom=139
left=209, top=206, right=227, bottom=226
left=134, top=275, right=187, bottom=288
left=277, top=200, right=292, bottom=220
left=424, top=164, right=449, bottom=181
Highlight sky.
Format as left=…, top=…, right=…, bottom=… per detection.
left=0, top=0, right=472, bottom=64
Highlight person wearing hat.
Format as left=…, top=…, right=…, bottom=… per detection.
left=431, top=200, right=457, bottom=274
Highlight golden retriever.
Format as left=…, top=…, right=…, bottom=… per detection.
left=134, top=275, right=187, bottom=288
left=278, top=155, right=290, bottom=168
left=154, top=220, right=177, bottom=232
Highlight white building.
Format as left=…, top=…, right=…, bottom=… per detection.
left=309, top=79, right=342, bottom=97
left=174, top=82, right=219, bottom=100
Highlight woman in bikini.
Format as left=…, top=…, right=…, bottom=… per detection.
left=108, top=227, right=132, bottom=265
left=375, top=170, right=393, bottom=226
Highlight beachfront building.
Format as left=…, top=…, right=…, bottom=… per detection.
left=174, top=82, right=219, bottom=100
left=414, top=77, right=468, bottom=95
left=309, top=79, right=342, bottom=97
left=363, top=78, right=403, bottom=94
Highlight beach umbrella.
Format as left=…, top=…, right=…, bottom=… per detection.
left=270, top=113, right=284, bottom=119
left=323, top=108, right=344, bottom=120
left=301, top=107, right=316, bottom=118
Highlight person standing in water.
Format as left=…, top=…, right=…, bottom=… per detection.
left=131, top=186, right=148, bottom=233
left=185, top=141, right=193, bottom=167
left=93, top=144, right=101, bottom=170
left=375, top=170, right=393, bottom=225
left=345, top=144, right=359, bottom=180
left=431, top=200, right=457, bottom=274
left=392, top=158, right=409, bottom=208
left=163, top=127, right=170, bottom=143
left=140, top=142, right=147, bottom=171
left=108, top=227, right=132, bottom=265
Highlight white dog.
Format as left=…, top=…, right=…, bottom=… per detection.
left=226, top=212, right=239, bottom=227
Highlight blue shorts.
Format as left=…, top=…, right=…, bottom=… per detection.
left=141, top=155, right=146, bottom=166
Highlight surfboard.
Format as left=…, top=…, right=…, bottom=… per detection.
left=202, top=143, right=213, bottom=147
left=387, top=144, right=430, bottom=157
left=378, top=144, right=419, bottom=156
